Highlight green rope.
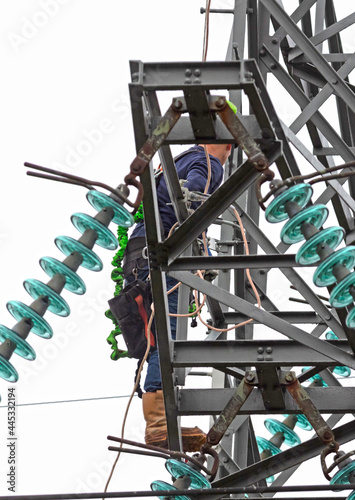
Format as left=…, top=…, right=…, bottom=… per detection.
left=106, top=203, right=145, bottom=360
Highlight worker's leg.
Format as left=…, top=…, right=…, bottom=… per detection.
left=143, top=275, right=205, bottom=451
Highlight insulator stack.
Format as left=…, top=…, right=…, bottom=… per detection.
left=329, top=451, right=355, bottom=499
left=265, top=182, right=355, bottom=329
left=151, top=458, right=211, bottom=498
left=257, top=415, right=301, bottom=483
left=0, top=190, right=134, bottom=383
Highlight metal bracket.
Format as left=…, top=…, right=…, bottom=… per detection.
left=124, top=93, right=275, bottom=213
left=281, top=370, right=336, bottom=446
left=206, top=372, right=257, bottom=446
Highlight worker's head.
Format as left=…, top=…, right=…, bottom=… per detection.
left=199, top=143, right=233, bottom=166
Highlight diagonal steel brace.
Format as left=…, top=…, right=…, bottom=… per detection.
left=282, top=371, right=336, bottom=445
left=206, top=373, right=257, bottom=446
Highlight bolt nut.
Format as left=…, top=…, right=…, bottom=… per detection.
left=174, top=99, right=182, bottom=109
left=285, top=374, right=294, bottom=383
left=246, top=372, right=255, bottom=381
left=184, top=78, right=191, bottom=84
left=257, top=355, right=264, bottom=361
left=272, top=38, right=278, bottom=45
left=257, top=347, right=264, bottom=354
left=193, top=78, right=201, bottom=84
left=259, top=49, right=266, bottom=56
left=265, top=356, right=273, bottom=361
left=185, top=69, right=192, bottom=77
left=215, top=98, right=225, bottom=108
left=266, top=347, right=273, bottom=354
left=194, top=69, right=201, bottom=76
left=270, top=63, right=277, bottom=70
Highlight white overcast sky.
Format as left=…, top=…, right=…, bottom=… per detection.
left=0, top=1, right=354, bottom=497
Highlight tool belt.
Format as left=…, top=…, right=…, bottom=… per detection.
left=122, top=237, right=148, bottom=278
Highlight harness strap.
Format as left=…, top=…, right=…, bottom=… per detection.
left=134, top=294, right=155, bottom=348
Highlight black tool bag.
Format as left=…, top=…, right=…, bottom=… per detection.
left=108, top=279, right=156, bottom=359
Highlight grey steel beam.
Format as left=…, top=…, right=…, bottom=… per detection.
left=260, top=0, right=355, bottom=112
left=131, top=60, right=264, bottom=91
left=173, top=340, right=351, bottom=368
left=157, top=160, right=261, bottom=266
left=129, top=74, right=181, bottom=451
left=273, top=0, right=318, bottom=45
left=224, top=311, right=320, bottom=324
left=169, top=270, right=355, bottom=369
left=259, top=46, right=355, bottom=163
left=288, top=11, right=355, bottom=61
left=164, top=254, right=301, bottom=271
left=296, top=54, right=353, bottom=63
left=290, top=53, right=355, bottom=134
left=179, top=387, right=355, bottom=415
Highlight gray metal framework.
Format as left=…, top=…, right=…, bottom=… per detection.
left=128, top=0, right=355, bottom=497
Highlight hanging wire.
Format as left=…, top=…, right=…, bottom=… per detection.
left=259, top=159, right=355, bottom=209
left=24, top=162, right=135, bottom=207
left=0, top=395, right=136, bottom=409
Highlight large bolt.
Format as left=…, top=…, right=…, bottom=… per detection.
left=215, top=98, right=225, bottom=108
left=285, top=373, right=294, bottom=383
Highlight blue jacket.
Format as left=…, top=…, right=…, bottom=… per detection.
left=131, top=145, right=224, bottom=238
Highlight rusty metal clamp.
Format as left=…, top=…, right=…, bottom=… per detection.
left=206, top=372, right=257, bottom=447
left=107, top=435, right=217, bottom=481
left=320, top=442, right=342, bottom=481
left=123, top=98, right=185, bottom=213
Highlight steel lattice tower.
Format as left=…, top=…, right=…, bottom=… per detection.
left=126, top=0, right=355, bottom=496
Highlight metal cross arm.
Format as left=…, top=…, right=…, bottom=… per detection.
left=206, top=370, right=337, bottom=450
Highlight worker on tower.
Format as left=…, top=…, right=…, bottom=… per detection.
left=115, top=143, right=232, bottom=451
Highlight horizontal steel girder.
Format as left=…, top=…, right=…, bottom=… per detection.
left=130, top=60, right=262, bottom=90
left=178, top=387, right=355, bottom=415
left=164, top=254, right=302, bottom=271
left=173, top=340, right=351, bottom=368
left=169, top=270, right=355, bottom=370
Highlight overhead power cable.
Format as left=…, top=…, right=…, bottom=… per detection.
left=2, top=483, right=355, bottom=500
left=0, top=394, right=135, bottom=409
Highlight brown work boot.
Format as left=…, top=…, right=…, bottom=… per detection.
left=142, top=390, right=206, bottom=452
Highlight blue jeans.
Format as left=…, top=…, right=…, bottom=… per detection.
left=125, top=270, right=178, bottom=392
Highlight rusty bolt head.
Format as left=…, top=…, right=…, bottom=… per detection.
left=215, top=98, right=225, bottom=108
left=323, top=430, right=333, bottom=442
left=174, top=99, right=183, bottom=109
left=246, top=372, right=255, bottom=382
left=285, top=374, right=294, bottom=383
left=257, top=158, right=267, bottom=169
